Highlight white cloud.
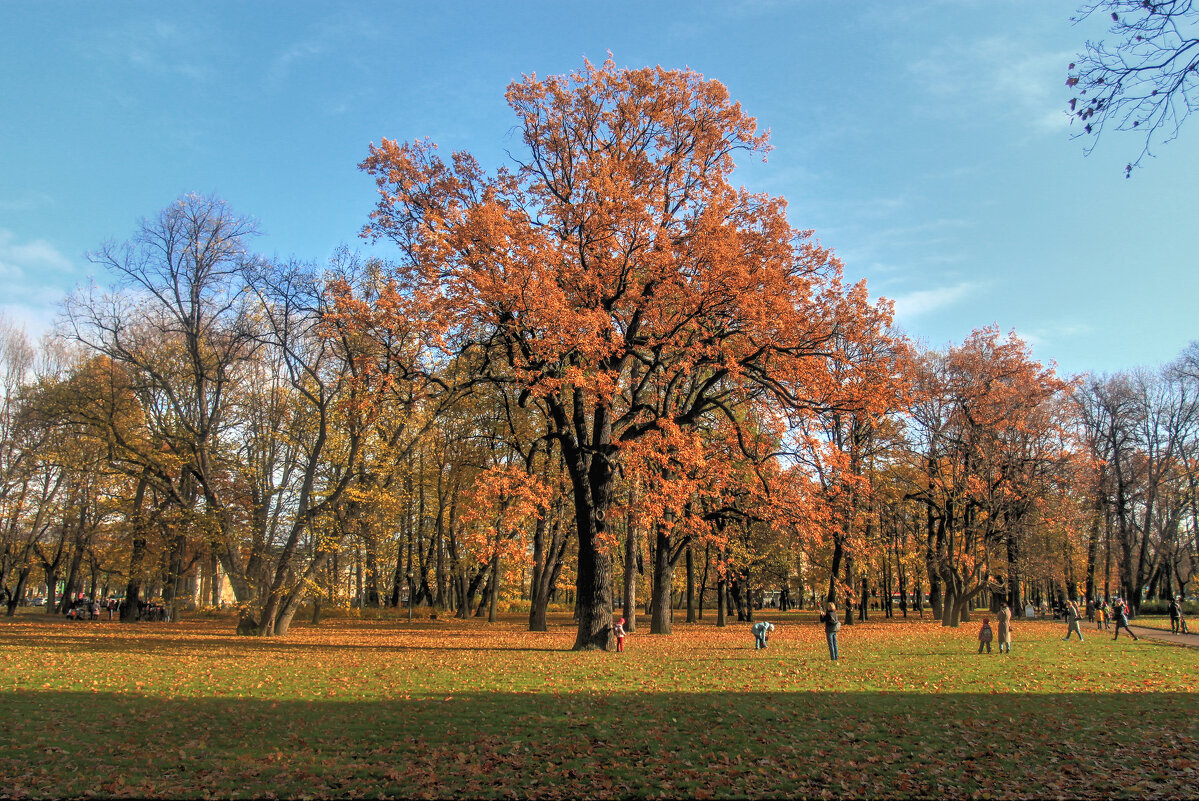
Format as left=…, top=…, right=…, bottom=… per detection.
left=0, top=230, right=74, bottom=279
left=1015, top=320, right=1094, bottom=356
left=269, top=40, right=329, bottom=83
left=267, top=16, right=383, bottom=86
left=0, top=230, right=76, bottom=338
left=0, top=192, right=54, bottom=213
left=89, top=19, right=212, bottom=82
left=0, top=303, right=58, bottom=340
left=890, top=281, right=980, bottom=319
left=908, top=36, right=1073, bottom=135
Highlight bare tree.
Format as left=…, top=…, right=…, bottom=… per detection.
left=64, top=194, right=262, bottom=611
left=1068, top=1, right=1199, bottom=174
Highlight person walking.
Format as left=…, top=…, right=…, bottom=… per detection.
left=1111, top=599, right=1139, bottom=641
left=751, top=620, right=774, bottom=650
left=1169, top=597, right=1182, bottom=635
left=978, top=617, right=994, bottom=653
left=819, top=602, right=841, bottom=661
left=1064, top=600, right=1085, bottom=641
left=1100, top=599, right=1112, bottom=630
left=997, top=602, right=1013, bottom=654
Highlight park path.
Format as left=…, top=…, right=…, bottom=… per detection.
left=1125, top=625, right=1199, bottom=648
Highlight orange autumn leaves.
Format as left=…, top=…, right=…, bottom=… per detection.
left=344, top=58, right=909, bottom=645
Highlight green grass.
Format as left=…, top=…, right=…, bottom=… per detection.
left=1127, top=614, right=1197, bottom=634
left=1, top=611, right=1195, bottom=798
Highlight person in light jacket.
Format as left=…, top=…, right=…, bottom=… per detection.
left=751, top=620, right=774, bottom=650
left=1064, top=601, right=1084, bottom=641
left=819, top=602, right=841, bottom=661
left=996, top=603, right=1012, bottom=654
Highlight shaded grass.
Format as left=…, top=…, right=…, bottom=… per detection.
left=1, top=612, right=1196, bottom=799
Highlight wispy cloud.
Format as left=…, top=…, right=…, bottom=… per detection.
left=267, top=16, right=383, bottom=86
left=908, top=36, right=1072, bottom=134
left=890, top=281, right=981, bottom=319
left=0, top=230, right=76, bottom=338
left=1015, top=320, right=1094, bottom=354
left=0, top=192, right=55, bottom=213
left=0, top=229, right=74, bottom=279
left=269, top=40, right=330, bottom=84
left=88, top=19, right=212, bottom=82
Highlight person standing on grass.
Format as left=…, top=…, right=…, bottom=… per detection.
left=751, top=620, right=774, bottom=650
left=819, top=602, right=841, bottom=661
left=978, top=617, right=994, bottom=653
left=1101, top=600, right=1112, bottom=630
left=997, top=603, right=1012, bottom=654
left=1111, top=600, right=1139, bottom=641
left=1085, top=597, right=1095, bottom=622
left=1064, top=600, right=1085, bottom=641
left=613, top=617, right=628, bottom=652
left=1094, top=601, right=1105, bottom=631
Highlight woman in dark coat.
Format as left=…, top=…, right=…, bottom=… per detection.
left=819, top=602, right=841, bottom=661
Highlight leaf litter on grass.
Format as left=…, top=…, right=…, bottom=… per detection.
left=0, top=612, right=1195, bottom=798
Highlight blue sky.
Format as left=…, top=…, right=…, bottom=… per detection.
left=1, top=1, right=1196, bottom=377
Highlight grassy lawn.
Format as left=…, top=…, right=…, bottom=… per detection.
left=1127, top=614, right=1198, bottom=634
left=1, top=610, right=1196, bottom=799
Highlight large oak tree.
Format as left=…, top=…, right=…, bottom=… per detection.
left=350, top=59, right=892, bottom=649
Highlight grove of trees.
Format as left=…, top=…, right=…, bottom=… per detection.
left=1, top=61, right=1195, bottom=647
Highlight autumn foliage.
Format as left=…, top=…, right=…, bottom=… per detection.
left=2, top=59, right=1196, bottom=649
left=346, top=58, right=901, bottom=648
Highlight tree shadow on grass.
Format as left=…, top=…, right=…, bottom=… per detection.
left=1, top=689, right=1193, bottom=798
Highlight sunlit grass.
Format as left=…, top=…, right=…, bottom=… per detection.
left=1, top=611, right=1195, bottom=798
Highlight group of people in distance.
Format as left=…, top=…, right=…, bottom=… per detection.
left=614, top=594, right=1190, bottom=658
left=613, top=600, right=847, bottom=661
left=752, top=602, right=843, bottom=660
left=982, top=595, right=1192, bottom=649
left=62, top=596, right=170, bottom=622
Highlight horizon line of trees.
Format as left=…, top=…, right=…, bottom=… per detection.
left=2, top=62, right=1196, bottom=648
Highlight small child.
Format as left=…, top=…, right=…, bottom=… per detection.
left=978, top=617, right=993, bottom=653
left=1095, top=603, right=1105, bottom=630
left=751, top=620, right=774, bottom=650
left=614, top=617, right=627, bottom=652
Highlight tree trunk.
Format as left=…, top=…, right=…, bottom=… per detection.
left=488, top=551, right=500, bottom=623
left=649, top=523, right=674, bottom=634
left=5, top=567, right=31, bottom=617
left=120, top=533, right=147, bottom=622
left=859, top=575, right=869, bottom=622
left=622, top=507, right=637, bottom=633
left=842, top=554, right=855, bottom=626
left=568, top=440, right=614, bottom=651
left=685, top=544, right=696, bottom=623
left=827, top=536, right=844, bottom=605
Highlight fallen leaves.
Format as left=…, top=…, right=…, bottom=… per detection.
left=0, top=612, right=1195, bottom=798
